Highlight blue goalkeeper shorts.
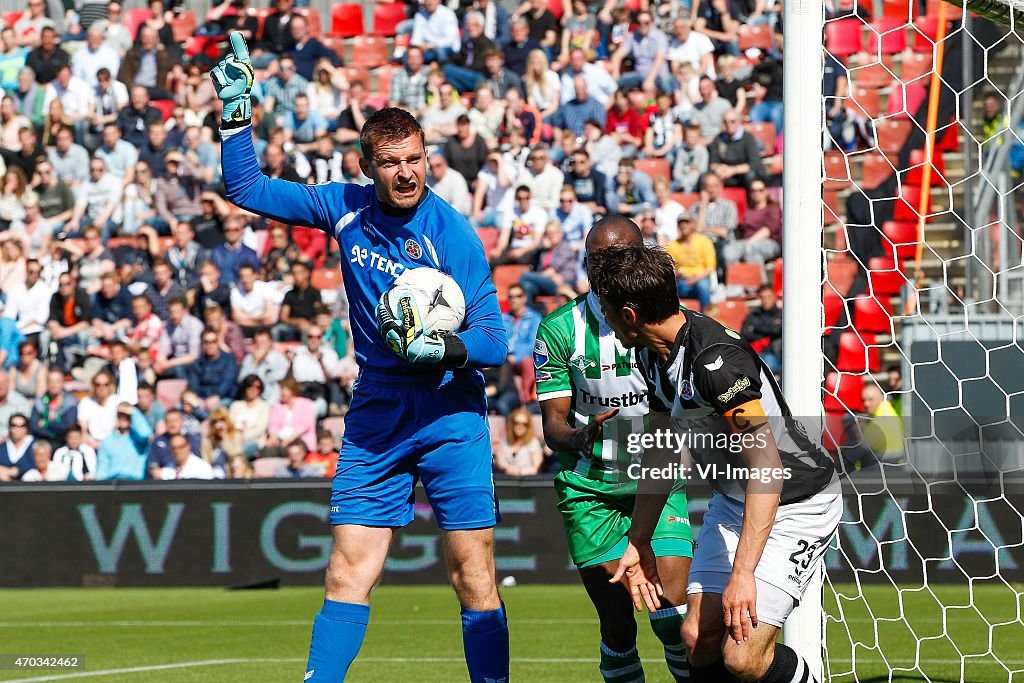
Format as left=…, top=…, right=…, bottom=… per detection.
left=329, top=368, right=500, bottom=530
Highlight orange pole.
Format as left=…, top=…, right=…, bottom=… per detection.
left=908, top=1, right=950, bottom=314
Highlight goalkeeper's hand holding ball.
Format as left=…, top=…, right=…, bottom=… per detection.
left=211, top=32, right=255, bottom=127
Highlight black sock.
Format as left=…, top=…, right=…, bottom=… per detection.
left=691, top=658, right=740, bottom=682
left=757, top=643, right=819, bottom=683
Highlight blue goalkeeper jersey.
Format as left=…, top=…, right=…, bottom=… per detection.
left=221, top=126, right=507, bottom=374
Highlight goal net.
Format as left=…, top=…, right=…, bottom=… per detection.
left=816, top=0, right=1024, bottom=680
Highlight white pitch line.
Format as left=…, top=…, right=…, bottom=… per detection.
left=0, top=618, right=602, bottom=628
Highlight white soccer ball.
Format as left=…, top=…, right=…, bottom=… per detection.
left=384, top=267, right=466, bottom=337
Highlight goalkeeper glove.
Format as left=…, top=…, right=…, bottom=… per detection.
left=211, top=32, right=255, bottom=127
left=376, top=292, right=468, bottom=367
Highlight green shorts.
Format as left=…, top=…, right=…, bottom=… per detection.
left=554, top=469, right=694, bottom=568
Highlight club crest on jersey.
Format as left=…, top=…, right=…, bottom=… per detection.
left=680, top=377, right=694, bottom=400
left=405, top=238, right=423, bottom=259
left=570, top=355, right=598, bottom=373
left=534, top=339, right=550, bottom=368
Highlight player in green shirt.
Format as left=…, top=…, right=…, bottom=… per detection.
left=536, top=216, right=692, bottom=683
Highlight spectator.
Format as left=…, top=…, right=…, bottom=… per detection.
left=72, top=25, right=120, bottom=89
left=276, top=261, right=321, bottom=341
left=47, top=125, right=90, bottom=188
left=135, top=381, right=165, bottom=434
left=230, top=374, right=271, bottom=456
left=0, top=28, right=27, bottom=94
left=694, top=0, right=742, bottom=56
left=146, top=408, right=200, bottom=478
left=389, top=46, right=430, bottom=117
left=410, top=0, right=461, bottom=63
left=51, top=427, right=98, bottom=480
left=0, top=372, right=30, bottom=440
left=605, top=89, right=645, bottom=154
left=709, top=110, right=765, bottom=188
left=65, top=158, right=120, bottom=239
left=94, top=0, right=132, bottom=54
left=126, top=293, right=163, bottom=360
left=308, top=134, right=345, bottom=185
left=266, top=377, right=317, bottom=454
left=30, top=160, right=72, bottom=231
left=289, top=324, right=343, bottom=417
left=159, top=431, right=215, bottom=480
left=78, top=369, right=121, bottom=449
left=138, top=120, right=172, bottom=179
left=155, top=295, right=201, bottom=379
left=212, top=217, right=261, bottom=286
left=9, top=189, right=53, bottom=261
left=428, top=154, right=472, bottom=217
left=493, top=407, right=545, bottom=476
left=692, top=75, right=732, bottom=143
left=6, top=261, right=50, bottom=346
left=519, top=220, right=578, bottom=302
left=261, top=141, right=304, bottom=182
left=230, top=264, right=276, bottom=333
left=666, top=210, right=715, bottom=310
left=275, top=438, right=321, bottom=478
left=611, top=10, right=672, bottom=94
left=76, top=226, right=114, bottom=296
left=264, top=55, right=310, bottom=118
left=552, top=185, right=591, bottom=246
left=48, top=272, right=92, bottom=372
left=715, top=54, right=747, bottom=113
left=695, top=170, right=737, bottom=256
left=491, top=185, right=546, bottom=265
left=184, top=330, right=239, bottom=411
left=741, top=284, right=782, bottom=374
left=724, top=179, right=781, bottom=266
left=559, top=48, right=617, bottom=109
left=29, top=368, right=78, bottom=443
left=0, top=168, right=30, bottom=233
left=472, top=147, right=515, bottom=227
left=610, top=158, right=657, bottom=216
left=556, top=0, right=597, bottom=67
left=667, top=17, right=715, bottom=76
left=165, top=222, right=206, bottom=292
left=262, top=225, right=304, bottom=283
left=288, top=14, right=340, bottom=82
left=339, top=146, right=371, bottom=185
left=518, top=0, right=559, bottom=54
left=25, top=27, right=67, bottom=85
left=553, top=75, right=605, bottom=138
left=259, top=0, right=297, bottom=58
left=503, top=283, right=541, bottom=400
left=0, top=414, right=35, bottom=481
left=481, top=49, right=522, bottom=100
left=498, top=88, right=538, bottom=146
left=146, top=258, right=183, bottom=323
left=305, top=60, right=347, bottom=126
left=483, top=361, right=520, bottom=416
left=467, top=84, right=504, bottom=145
left=748, top=54, right=784, bottom=136
left=118, top=26, right=174, bottom=97
left=636, top=206, right=664, bottom=247
left=202, top=407, right=243, bottom=476
left=282, top=93, right=327, bottom=154
left=203, top=303, right=245, bottom=364
left=442, top=11, right=494, bottom=94
left=20, top=440, right=63, bottom=481
left=644, top=90, right=683, bottom=164
left=155, top=152, right=203, bottom=235
left=445, top=114, right=488, bottom=186
left=307, top=431, right=339, bottom=478
left=91, top=272, right=132, bottom=342
left=673, top=123, right=710, bottom=192
left=95, top=123, right=137, bottom=185
left=117, top=85, right=162, bottom=149
left=565, top=148, right=609, bottom=219
left=652, top=177, right=685, bottom=242
left=503, top=19, right=542, bottom=78
left=421, top=82, right=466, bottom=145
left=44, top=67, right=94, bottom=145
left=135, top=0, right=176, bottom=51
left=520, top=145, right=563, bottom=213
left=104, top=339, right=139, bottom=404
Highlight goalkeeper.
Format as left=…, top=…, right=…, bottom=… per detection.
left=212, top=34, right=510, bottom=682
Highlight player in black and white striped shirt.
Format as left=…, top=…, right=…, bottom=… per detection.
left=589, top=244, right=840, bottom=683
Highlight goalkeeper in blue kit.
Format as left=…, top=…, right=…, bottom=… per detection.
left=212, top=34, right=510, bottom=682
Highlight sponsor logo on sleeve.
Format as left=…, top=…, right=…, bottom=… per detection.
left=535, top=370, right=553, bottom=382
left=534, top=339, right=550, bottom=368
left=717, top=376, right=751, bottom=404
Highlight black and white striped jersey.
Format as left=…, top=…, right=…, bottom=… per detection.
left=638, top=310, right=838, bottom=505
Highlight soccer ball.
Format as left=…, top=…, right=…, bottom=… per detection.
left=378, top=267, right=466, bottom=347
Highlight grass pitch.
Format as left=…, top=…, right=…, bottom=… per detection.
left=0, top=583, right=1020, bottom=682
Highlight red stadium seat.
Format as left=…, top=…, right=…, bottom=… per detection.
left=249, top=7, right=270, bottom=41
left=634, top=158, right=670, bottom=183
left=711, top=299, right=749, bottom=333
left=373, top=2, right=407, bottom=36
left=858, top=151, right=894, bottom=189
left=744, top=121, right=777, bottom=156
left=922, top=0, right=962, bottom=20
left=374, top=65, right=395, bottom=97
left=881, top=220, right=919, bottom=260
left=341, top=66, right=371, bottom=88
left=669, top=192, right=700, bottom=209
left=875, top=119, right=912, bottom=155
left=726, top=262, right=764, bottom=291
left=850, top=60, right=896, bottom=89
left=492, top=264, right=531, bottom=307
left=900, top=52, right=933, bottom=83
left=867, top=256, right=908, bottom=295
left=894, top=183, right=930, bottom=223
left=825, top=18, right=864, bottom=58
left=771, top=258, right=783, bottom=297
left=739, top=24, right=775, bottom=51
left=935, top=122, right=959, bottom=151
left=150, top=99, right=174, bottom=121
left=867, top=18, right=907, bottom=55
left=850, top=86, right=882, bottom=120
left=720, top=186, right=748, bottom=224
left=882, top=0, right=913, bottom=19
left=312, top=268, right=342, bottom=292
left=911, top=16, right=941, bottom=52
left=852, top=295, right=894, bottom=334
left=546, top=0, right=565, bottom=19
left=680, top=298, right=702, bottom=311
left=827, top=258, right=857, bottom=296
left=902, top=147, right=946, bottom=187
left=824, top=289, right=846, bottom=333
left=330, top=3, right=365, bottom=37
left=822, top=413, right=848, bottom=452
left=1, top=11, right=22, bottom=28
left=320, top=36, right=348, bottom=62
left=295, top=7, right=323, bottom=36
left=351, top=35, right=390, bottom=68
left=885, top=83, right=927, bottom=119
left=169, top=10, right=196, bottom=43
left=824, top=152, right=851, bottom=190
left=475, top=227, right=500, bottom=253
left=124, top=8, right=152, bottom=40
left=837, top=331, right=881, bottom=373
left=825, top=371, right=865, bottom=413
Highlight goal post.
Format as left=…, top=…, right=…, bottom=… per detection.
left=781, top=0, right=827, bottom=676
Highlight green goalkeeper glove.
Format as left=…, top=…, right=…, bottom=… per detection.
left=211, top=32, right=255, bottom=127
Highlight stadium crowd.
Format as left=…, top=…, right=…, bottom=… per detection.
left=0, top=0, right=791, bottom=482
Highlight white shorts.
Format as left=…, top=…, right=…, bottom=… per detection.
left=687, top=484, right=842, bottom=627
